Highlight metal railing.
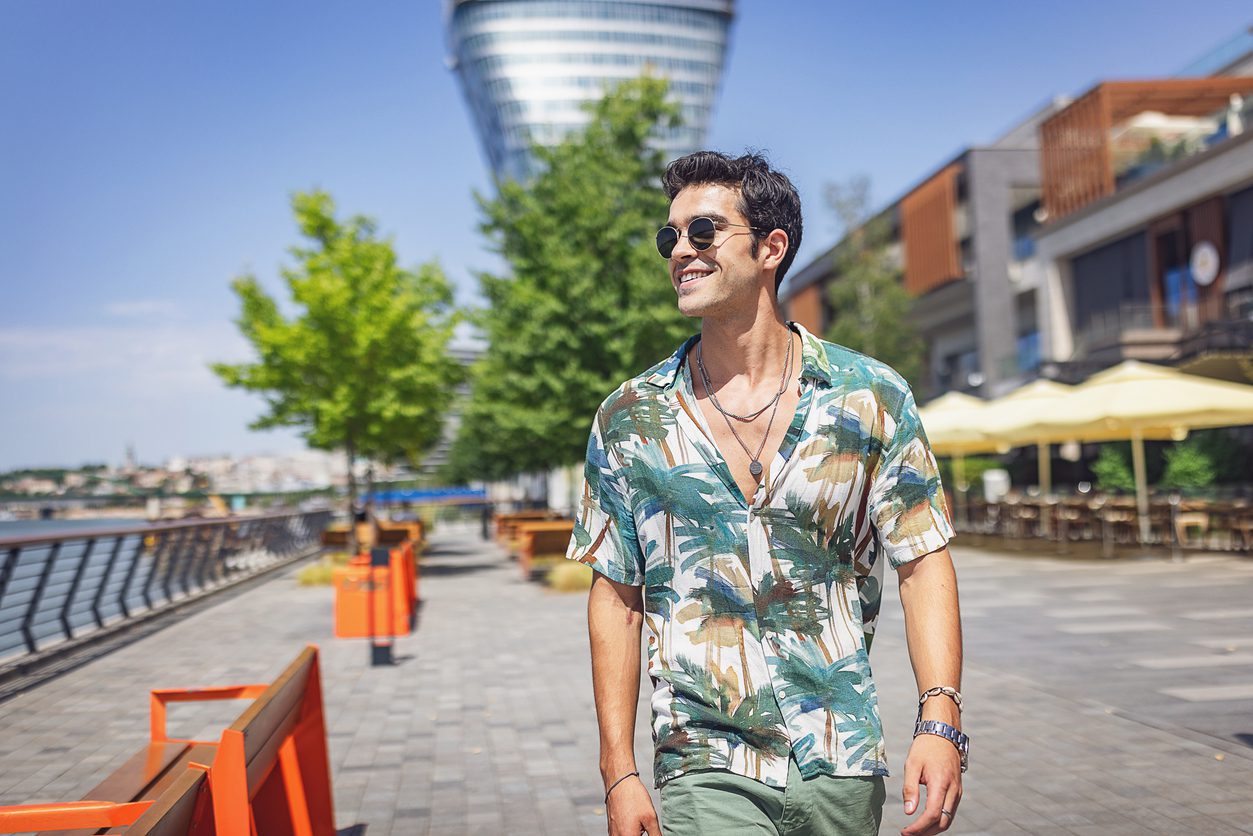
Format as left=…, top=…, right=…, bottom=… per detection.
left=0, top=510, right=330, bottom=667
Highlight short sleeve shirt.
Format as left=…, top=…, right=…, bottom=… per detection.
left=566, top=323, right=953, bottom=788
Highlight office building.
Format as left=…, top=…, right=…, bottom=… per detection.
left=783, top=28, right=1253, bottom=400
left=783, top=100, right=1069, bottom=398
left=1031, top=41, right=1253, bottom=385
left=445, top=0, right=734, bottom=181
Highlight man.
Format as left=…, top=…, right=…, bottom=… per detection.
left=566, top=151, right=965, bottom=836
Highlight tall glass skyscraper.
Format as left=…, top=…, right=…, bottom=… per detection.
left=445, top=0, right=735, bottom=181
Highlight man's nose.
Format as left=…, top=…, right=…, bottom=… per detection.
left=670, top=231, right=699, bottom=262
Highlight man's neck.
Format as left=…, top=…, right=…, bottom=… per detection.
left=697, top=304, right=794, bottom=390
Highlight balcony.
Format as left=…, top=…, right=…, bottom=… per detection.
left=1074, top=302, right=1187, bottom=364
left=1040, top=78, right=1253, bottom=220
left=1044, top=302, right=1253, bottom=384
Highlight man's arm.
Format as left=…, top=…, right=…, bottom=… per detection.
left=896, top=546, right=963, bottom=836
left=588, top=572, right=660, bottom=836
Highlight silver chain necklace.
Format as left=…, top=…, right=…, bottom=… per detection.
left=696, top=332, right=794, bottom=478
left=698, top=331, right=793, bottom=422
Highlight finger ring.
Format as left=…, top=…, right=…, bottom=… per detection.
left=941, top=809, right=953, bottom=817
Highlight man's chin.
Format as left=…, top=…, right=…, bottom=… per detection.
left=676, top=297, right=714, bottom=319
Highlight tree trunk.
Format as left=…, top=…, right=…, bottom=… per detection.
left=364, top=463, right=377, bottom=549
left=346, top=437, right=358, bottom=557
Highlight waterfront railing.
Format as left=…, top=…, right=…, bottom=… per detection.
left=0, top=509, right=331, bottom=670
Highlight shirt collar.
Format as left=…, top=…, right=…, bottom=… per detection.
left=644, top=322, right=837, bottom=391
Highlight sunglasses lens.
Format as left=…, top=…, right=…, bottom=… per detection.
left=656, top=227, right=678, bottom=258
left=688, top=217, right=717, bottom=249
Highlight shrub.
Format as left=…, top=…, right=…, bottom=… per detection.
left=545, top=560, right=593, bottom=593
left=1160, top=441, right=1216, bottom=492
left=297, top=550, right=354, bottom=585
left=1092, top=445, right=1135, bottom=494
left=297, top=563, right=336, bottom=586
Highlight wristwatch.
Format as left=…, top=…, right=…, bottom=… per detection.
left=913, top=719, right=969, bottom=772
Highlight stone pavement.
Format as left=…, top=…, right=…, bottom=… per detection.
left=0, top=523, right=1250, bottom=835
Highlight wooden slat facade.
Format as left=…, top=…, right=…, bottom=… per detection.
left=1041, top=78, right=1253, bottom=219
left=899, top=163, right=963, bottom=296
left=785, top=282, right=824, bottom=335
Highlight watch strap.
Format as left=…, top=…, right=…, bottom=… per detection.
left=913, top=718, right=969, bottom=773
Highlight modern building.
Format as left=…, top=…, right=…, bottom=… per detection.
left=445, top=0, right=734, bottom=181
left=782, top=99, right=1069, bottom=399
left=783, top=28, right=1253, bottom=401
left=1031, top=55, right=1253, bottom=386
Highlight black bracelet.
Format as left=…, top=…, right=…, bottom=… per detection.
left=604, top=771, right=640, bottom=803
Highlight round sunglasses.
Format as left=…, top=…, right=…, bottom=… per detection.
left=656, top=216, right=762, bottom=259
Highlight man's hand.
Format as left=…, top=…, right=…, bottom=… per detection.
left=606, top=776, right=660, bottom=836
left=900, top=734, right=962, bottom=836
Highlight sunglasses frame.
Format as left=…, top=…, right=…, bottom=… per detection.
left=656, top=216, right=763, bottom=259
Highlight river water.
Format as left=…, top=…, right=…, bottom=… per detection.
left=0, top=518, right=149, bottom=540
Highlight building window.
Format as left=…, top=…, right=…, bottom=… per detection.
left=1016, top=331, right=1040, bottom=374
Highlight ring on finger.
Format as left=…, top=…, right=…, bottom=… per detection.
left=941, top=809, right=954, bottom=818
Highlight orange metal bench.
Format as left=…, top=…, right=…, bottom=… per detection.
left=0, top=646, right=334, bottom=836
left=0, top=765, right=213, bottom=835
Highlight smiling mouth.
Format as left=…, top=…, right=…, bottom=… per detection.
left=677, top=269, right=714, bottom=284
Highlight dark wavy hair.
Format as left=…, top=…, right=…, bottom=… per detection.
left=661, top=150, right=803, bottom=290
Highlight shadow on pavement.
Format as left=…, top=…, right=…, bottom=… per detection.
left=420, top=561, right=498, bottom=577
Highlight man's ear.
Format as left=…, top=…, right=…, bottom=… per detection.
left=760, top=228, right=789, bottom=273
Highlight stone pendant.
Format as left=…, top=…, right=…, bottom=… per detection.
left=749, top=460, right=763, bottom=477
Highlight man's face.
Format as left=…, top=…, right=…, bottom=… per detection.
left=665, top=183, right=764, bottom=319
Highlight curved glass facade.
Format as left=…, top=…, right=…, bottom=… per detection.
left=446, top=0, right=734, bottom=181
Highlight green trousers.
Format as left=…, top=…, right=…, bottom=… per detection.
left=659, top=756, right=885, bottom=836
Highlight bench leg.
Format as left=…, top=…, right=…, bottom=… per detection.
left=278, top=734, right=314, bottom=836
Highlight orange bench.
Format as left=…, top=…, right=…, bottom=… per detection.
left=0, top=646, right=334, bottom=836
left=517, top=520, right=575, bottom=580
left=0, top=766, right=214, bottom=835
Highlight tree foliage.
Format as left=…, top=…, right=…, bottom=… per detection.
left=448, top=75, right=691, bottom=481
left=213, top=191, right=462, bottom=510
left=1160, top=440, right=1216, bottom=492
left=1091, top=445, right=1135, bottom=494
left=823, top=177, right=924, bottom=389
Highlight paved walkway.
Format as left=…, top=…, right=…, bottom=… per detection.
left=1, top=524, right=1251, bottom=835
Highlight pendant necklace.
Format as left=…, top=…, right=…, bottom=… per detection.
left=697, top=331, right=794, bottom=478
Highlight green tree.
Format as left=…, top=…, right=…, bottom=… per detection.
left=1188, top=428, right=1252, bottom=484
left=1160, top=440, right=1216, bottom=492
left=212, top=191, right=461, bottom=538
left=448, top=75, right=691, bottom=481
left=823, top=177, right=924, bottom=388
left=1091, top=444, right=1135, bottom=494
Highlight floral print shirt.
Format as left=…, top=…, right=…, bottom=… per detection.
left=566, top=323, right=954, bottom=788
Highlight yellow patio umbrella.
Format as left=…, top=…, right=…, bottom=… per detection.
left=1006, top=360, right=1253, bottom=541
left=917, top=391, right=997, bottom=455
left=917, top=391, right=998, bottom=526
left=979, top=379, right=1075, bottom=494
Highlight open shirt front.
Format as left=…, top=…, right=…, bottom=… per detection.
left=567, top=323, right=953, bottom=788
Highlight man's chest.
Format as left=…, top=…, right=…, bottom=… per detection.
left=620, top=388, right=882, bottom=568
left=692, top=383, right=804, bottom=504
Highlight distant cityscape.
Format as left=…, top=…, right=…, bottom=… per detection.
left=0, top=447, right=405, bottom=501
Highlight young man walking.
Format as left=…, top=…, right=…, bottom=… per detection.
left=567, top=152, right=965, bottom=836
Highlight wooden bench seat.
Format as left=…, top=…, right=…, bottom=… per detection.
left=0, top=646, right=333, bottom=836
left=516, top=520, right=575, bottom=580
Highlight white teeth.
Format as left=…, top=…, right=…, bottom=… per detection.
left=680, top=271, right=712, bottom=283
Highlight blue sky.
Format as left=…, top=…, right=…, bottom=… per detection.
left=0, top=1, right=1247, bottom=470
